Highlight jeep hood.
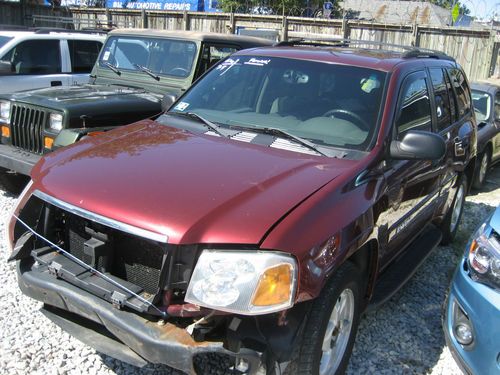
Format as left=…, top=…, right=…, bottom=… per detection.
left=32, top=120, right=354, bottom=245
left=9, top=85, right=162, bottom=127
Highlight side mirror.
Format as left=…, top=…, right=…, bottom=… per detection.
left=0, top=61, right=13, bottom=75
left=161, top=94, right=177, bottom=112
left=390, top=130, right=446, bottom=160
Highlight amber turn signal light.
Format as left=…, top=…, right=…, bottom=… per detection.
left=1, top=126, right=10, bottom=138
left=251, top=264, right=293, bottom=306
left=44, top=137, right=54, bottom=149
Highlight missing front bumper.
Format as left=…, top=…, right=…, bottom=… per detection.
left=16, top=258, right=263, bottom=375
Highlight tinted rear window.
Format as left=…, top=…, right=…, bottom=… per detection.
left=448, top=68, right=471, bottom=118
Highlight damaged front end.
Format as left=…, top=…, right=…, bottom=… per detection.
left=9, top=189, right=308, bottom=375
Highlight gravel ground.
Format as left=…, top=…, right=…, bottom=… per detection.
left=1, top=169, right=499, bottom=375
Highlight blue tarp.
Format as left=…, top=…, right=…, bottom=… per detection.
left=105, top=0, right=218, bottom=11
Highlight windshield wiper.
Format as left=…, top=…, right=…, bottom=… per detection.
left=103, top=62, right=121, bottom=76
left=253, top=127, right=330, bottom=157
left=133, top=64, right=160, bottom=81
left=168, top=112, right=228, bottom=138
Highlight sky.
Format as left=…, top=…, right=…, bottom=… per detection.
left=464, top=0, right=500, bottom=18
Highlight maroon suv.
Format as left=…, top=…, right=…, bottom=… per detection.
left=8, top=41, right=476, bottom=375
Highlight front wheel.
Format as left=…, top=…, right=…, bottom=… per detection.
left=287, top=262, right=362, bottom=375
left=440, top=176, right=467, bottom=245
left=0, top=167, right=30, bottom=195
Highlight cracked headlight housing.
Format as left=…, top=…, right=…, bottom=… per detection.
left=467, top=221, right=500, bottom=290
left=185, top=250, right=297, bottom=315
left=0, top=100, right=11, bottom=122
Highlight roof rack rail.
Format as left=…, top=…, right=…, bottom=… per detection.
left=33, top=27, right=110, bottom=34
left=275, top=38, right=455, bottom=61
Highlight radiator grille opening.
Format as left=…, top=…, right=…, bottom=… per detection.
left=10, top=104, right=47, bottom=154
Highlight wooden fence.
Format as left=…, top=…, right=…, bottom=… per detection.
left=0, top=1, right=497, bottom=81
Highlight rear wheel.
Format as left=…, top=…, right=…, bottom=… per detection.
left=440, top=176, right=467, bottom=245
left=287, top=262, right=362, bottom=375
left=472, top=150, right=490, bottom=189
left=0, top=167, right=30, bottom=195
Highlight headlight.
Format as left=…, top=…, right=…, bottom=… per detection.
left=0, top=101, right=11, bottom=122
left=49, top=113, right=63, bottom=131
left=185, top=250, right=297, bottom=315
left=467, top=221, right=500, bottom=290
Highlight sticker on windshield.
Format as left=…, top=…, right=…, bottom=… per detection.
left=360, top=74, right=381, bottom=93
left=174, top=102, right=190, bottom=111
left=102, top=51, right=110, bottom=61
left=215, top=58, right=240, bottom=76
left=244, top=58, right=271, bottom=67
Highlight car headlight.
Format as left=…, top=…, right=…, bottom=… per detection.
left=49, top=113, right=63, bottom=131
left=467, top=221, right=500, bottom=290
left=0, top=100, right=11, bottom=122
left=185, top=250, right=297, bottom=315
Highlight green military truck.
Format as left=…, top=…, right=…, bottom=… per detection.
left=0, top=29, right=271, bottom=192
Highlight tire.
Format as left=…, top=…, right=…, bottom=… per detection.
left=286, top=262, right=362, bottom=375
left=472, top=150, right=490, bottom=190
left=0, top=168, right=30, bottom=195
left=440, top=176, right=467, bottom=245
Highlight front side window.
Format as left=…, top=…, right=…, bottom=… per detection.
left=99, top=36, right=197, bottom=78
left=167, top=55, right=386, bottom=151
left=430, top=68, right=452, bottom=131
left=396, top=73, right=432, bottom=137
left=448, top=68, right=472, bottom=118
left=0, top=39, right=61, bottom=75
left=68, top=40, right=102, bottom=73
left=471, top=89, right=491, bottom=123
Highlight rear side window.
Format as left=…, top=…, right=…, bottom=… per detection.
left=448, top=68, right=471, bottom=118
left=396, top=72, right=432, bottom=137
left=429, top=68, right=452, bottom=131
left=68, top=40, right=102, bottom=73
left=6, top=40, right=61, bottom=75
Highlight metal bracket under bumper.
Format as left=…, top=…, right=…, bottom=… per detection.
left=17, top=259, right=263, bottom=374
left=0, top=143, right=40, bottom=176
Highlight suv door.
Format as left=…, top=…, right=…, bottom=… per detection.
left=380, top=71, right=443, bottom=268
left=66, top=39, right=103, bottom=85
left=438, top=67, right=474, bottom=201
left=492, top=91, right=500, bottom=162
left=0, top=39, right=70, bottom=94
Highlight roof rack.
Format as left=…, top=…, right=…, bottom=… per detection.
left=275, top=38, right=455, bottom=62
left=33, top=27, right=110, bottom=34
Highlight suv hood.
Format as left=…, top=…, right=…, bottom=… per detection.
left=32, top=120, right=354, bottom=245
left=8, top=85, right=162, bottom=127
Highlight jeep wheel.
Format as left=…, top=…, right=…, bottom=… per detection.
left=472, top=151, right=490, bottom=190
left=0, top=168, right=30, bottom=195
left=287, top=262, right=362, bottom=375
left=440, top=177, right=467, bottom=245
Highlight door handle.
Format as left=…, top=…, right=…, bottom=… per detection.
left=454, top=137, right=465, bottom=156
left=50, top=81, right=62, bottom=87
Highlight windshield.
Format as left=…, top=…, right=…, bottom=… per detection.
left=99, top=36, right=197, bottom=78
left=169, top=56, right=386, bottom=151
left=471, top=89, right=491, bottom=122
left=0, top=36, right=12, bottom=50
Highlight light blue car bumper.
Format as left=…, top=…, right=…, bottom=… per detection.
left=444, top=258, right=500, bottom=375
